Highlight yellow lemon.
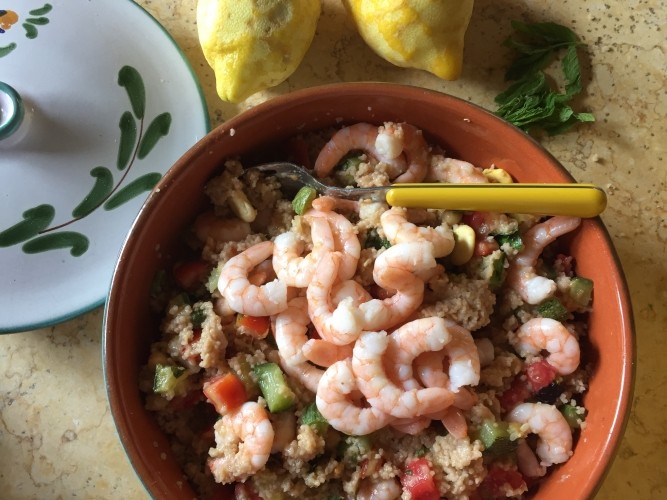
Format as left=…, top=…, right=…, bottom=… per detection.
left=343, top=0, right=474, bottom=80
left=197, top=0, right=321, bottom=103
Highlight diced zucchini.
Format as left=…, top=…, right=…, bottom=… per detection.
left=292, top=186, right=317, bottom=215
left=479, top=420, right=518, bottom=457
left=301, top=402, right=329, bottom=435
left=536, top=297, right=568, bottom=322
left=561, top=403, right=587, bottom=429
left=479, top=250, right=506, bottom=289
left=206, top=266, right=221, bottom=293
left=495, top=231, right=524, bottom=251
left=338, top=435, right=372, bottom=463
left=569, top=276, right=594, bottom=308
left=253, top=362, right=296, bottom=412
left=153, top=364, right=188, bottom=395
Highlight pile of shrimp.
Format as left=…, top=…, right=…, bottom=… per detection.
left=150, top=122, right=590, bottom=498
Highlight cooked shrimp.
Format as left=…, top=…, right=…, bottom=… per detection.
left=312, top=195, right=360, bottom=213
left=218, top=241, right=288, bottom=316
left=248, top=259, right=276, bottom=286
left=378, top=122, right=430, bottom=183
left=359, top=242, right=436, bottom=331
left=273, top=297, right=323, bottom=392
left=193, top=211, right=251, bottom=244
left=475, top=337, right=495, bottom=367
left=272, top=217, right=334, bottom=287
left=412, top=319, right=480, bottom=391
left=506, top=402, right=573, bottom=467
left=331, top=280, right=372, bottom=308
left=208, top=401, right=274, bottom=484
left=516, top=438, right=547, bottom=478
left=357, top=478, right=402, bottom=500
left=507, top=216, right=582, bottom=304
left=384, top=317, right=453, bottom=389
left=316, top=358, right=393, bottom=435
left=307, top=252, right=363, bottom=345
left=390, top=416, right=432, bottom=435
left=352, top=330, right=455, bottom=419
left=302, top=339, right=353, bottom=367
left=436, top=406, right=468, bottom=439
left=305, top=209, right=361, bottom=281
left=273, top=297, right=310, bottom=366
left=314, top=122, right=406, bottom=178
left=380, top=207, right=455, bottom=258
left=511, top=318, right=580, bottom=375
left=426, top=156, right=488, bottom=184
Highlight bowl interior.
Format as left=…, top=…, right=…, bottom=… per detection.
left=104, top=83, right=634, bottom=499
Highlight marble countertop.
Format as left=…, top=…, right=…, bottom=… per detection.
left=1, top=0, right=665, bottom=498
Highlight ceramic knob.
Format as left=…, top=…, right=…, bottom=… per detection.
left=0, top=81, right=31, bottom=147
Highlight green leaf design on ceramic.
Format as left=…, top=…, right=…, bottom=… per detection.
left=0, top=43, right=17, bottom=58
left=23, top=232, right=89, bottom=257
left=23, top=23, right=38, bottom=39
left=26, top=17, right=49, bottom=25
left=117, top=111, right=137, bottom=170
left=71, top=167, right=114, bottom=218
left=0, top=205, right=55, bottom=247
left=29, top=4, right=53, bottom=16
left=104, top=173, right=162, bottom=210
left=138, top=112, right=171, bottom=159
left=118, top=66, right=146, bottom=120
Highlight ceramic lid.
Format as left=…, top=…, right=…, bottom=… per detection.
left=0, top=0, right=210, bottom=332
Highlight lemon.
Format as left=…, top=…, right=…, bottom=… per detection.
left=197, top=0, right=321, bottom=103
left=343, top=0, right=474, bottom=80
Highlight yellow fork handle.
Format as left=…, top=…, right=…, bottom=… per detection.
left=385, top=184, right=607, bottom=218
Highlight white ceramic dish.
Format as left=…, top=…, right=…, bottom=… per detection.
left=0, top=0, right=209, bottom=333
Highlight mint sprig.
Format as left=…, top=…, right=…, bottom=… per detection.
left=495, top=21, right=595, bottom=135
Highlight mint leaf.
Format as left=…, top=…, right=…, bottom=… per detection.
left=495, top=21, right=594, bottom=135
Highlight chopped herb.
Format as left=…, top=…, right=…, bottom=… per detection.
left=414, top=445, right=428, bottom=458
left=495, top=231, right=523, bottom=251
left=191, top=305, right=207, bottom=328
left=495, top=21, right=594, bottom=135
left=404, top=469, right=413, bottom=476
left=365, top=228, right=391, bottom=250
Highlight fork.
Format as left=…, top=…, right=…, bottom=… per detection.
left=247, top=162, right=607, bottom=218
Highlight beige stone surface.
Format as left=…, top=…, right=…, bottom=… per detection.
left=1, top=0, right=665, bottom=498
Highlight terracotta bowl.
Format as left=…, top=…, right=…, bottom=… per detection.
left=103, top=83, right=635, bottom=499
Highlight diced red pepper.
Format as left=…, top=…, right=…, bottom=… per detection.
left=173, top=260, right=210, bottom=291
left=474, top=238, right=500, bottom=257
left=524, top=359, right=557, bottom=392
left=478, top=465, right=526, bottom=499
left=462, top=211, right=493, bottom=236
left=203, top=373, right=248, bottom=415
left=400, top=458, right=440, bottom=500
left=554, top=253, right=575, bottom=276
left=498, top=376, right=532, bottom=412
left=499, top=360, right=558, bottom=411
left=236, top=314, right=270, bottom=339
